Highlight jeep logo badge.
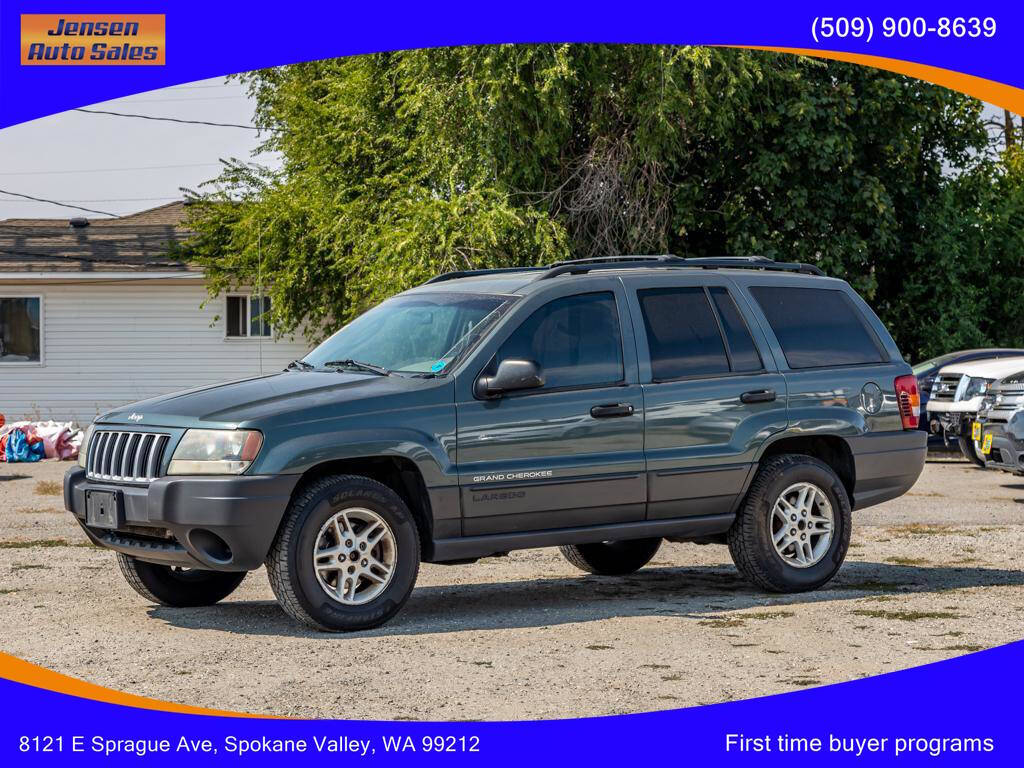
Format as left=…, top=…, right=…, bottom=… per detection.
left=128, top=412, right=143, bottom=422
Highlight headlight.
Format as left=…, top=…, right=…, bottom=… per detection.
left=167, top=429, right=263, bottom=475
left=961, top=377, right=994, bottom=400
left=77, top=424, right=96, bottom=468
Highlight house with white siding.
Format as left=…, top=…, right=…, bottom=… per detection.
left=0, top=202, right=310, bottom=425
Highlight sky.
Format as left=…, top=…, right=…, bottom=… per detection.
left=0, top=76, right=279, bottom=220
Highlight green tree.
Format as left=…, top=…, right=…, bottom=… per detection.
left=185, top=46, right=1016, bottom=360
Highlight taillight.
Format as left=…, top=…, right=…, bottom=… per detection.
left=894, top=375, right=920, bottom=429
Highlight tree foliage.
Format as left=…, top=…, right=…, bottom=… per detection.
left=183, top=45, right=1023, bottom=360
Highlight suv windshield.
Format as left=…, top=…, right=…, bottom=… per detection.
left=303, top=292, right=512, bottom=374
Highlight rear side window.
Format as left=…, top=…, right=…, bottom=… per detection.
left=638, top=288, right=730, bottom=380
left=709, top=287, right=763, bottom=373
left=750, top=286, right=886, bottom=369
left=495, top=292, right=623, bottom=390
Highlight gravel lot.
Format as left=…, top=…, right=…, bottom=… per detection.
left=2, top=455, right=1023, bottom=719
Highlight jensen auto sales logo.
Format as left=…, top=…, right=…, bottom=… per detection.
left=20, top=14, right=165, bottom=65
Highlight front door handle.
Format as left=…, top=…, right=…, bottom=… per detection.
left=740, top=389, right=777, bottom=404
left=590, top=403, right=635, bottom=419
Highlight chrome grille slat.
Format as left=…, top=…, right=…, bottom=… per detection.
left=85, top=430, right=170, bottom=484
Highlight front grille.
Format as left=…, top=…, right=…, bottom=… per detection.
left=930, top=374, right=962, bottom=402
left=86, top=430, right=170, bottom=483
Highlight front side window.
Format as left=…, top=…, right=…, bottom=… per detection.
left=492, top=292, right=623, bottom=391
left=227, top=295, right=272, bottom=338
left=750, top=286, right=886, bottom=369
left=304, top=292, right=510, bottom=374
left=0, top=296, right=41, bottom=363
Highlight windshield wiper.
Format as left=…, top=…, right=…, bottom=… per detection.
left=286, top=359, right=314, bottom=371
left=321, top=359, right=391, bottom=376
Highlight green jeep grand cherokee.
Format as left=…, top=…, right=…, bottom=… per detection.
left=65, top=256, right=926, bottom=631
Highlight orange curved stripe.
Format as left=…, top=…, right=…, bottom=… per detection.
left=0, top=651, right=275, bottom=718
left=740, top=47, right=1024, bottom=114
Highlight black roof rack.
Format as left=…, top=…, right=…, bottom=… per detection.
left=421, top=254, right=824, bottom=286
left=534, top=254, right=825, bottom=280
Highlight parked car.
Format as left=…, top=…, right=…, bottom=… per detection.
left=925, top=356, right=1024, bottom=466
left=974, top=371, right=1024, bottom=475
left=912, top=349, right=1024, bottom=444
left=64, top=255, right=927, bottom=631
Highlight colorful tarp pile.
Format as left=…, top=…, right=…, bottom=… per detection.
left=0, top=420, right=82, bottom=462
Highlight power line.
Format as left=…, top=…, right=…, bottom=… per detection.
left=108, top=95, right=247, bottom=104
left=0, top=188, right=118, bottom=217
left=0, top=162, right=220, bottom=177
left=73, top=108, right=259, bottom=130
left=1, top=195, right=177, bottom=203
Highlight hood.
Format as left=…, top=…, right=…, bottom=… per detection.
left=937, top=356, right=1024, bottom=380
left=97, top=371, right=432, bottom=428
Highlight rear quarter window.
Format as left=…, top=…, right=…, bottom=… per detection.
left=749, top=286, right=887, bottom=369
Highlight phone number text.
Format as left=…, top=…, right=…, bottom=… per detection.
left=811, top=17, right=996, bottom=44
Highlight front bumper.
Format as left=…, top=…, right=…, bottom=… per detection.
left=976, top=422, right=1024, bottom=475
left=64, top=467, right=299, bottom=570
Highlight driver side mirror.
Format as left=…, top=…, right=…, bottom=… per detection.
left=475, top=358, right=544, bottom=399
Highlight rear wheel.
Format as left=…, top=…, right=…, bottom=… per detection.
left=728, top=454, right=851, bottom=592
left=116, top=553, right=246, bottom=607
left=559, top=538, right=661, bottom=575
left=957, top=435, right=986, bottom=468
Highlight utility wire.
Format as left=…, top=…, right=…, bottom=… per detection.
left=0, top=188, right=118, bottom=217
left=1, top=195, right=177, bottom=203
left=0, top=162, right=220, bottom=176
left=73, top=108, right=259, bottom=130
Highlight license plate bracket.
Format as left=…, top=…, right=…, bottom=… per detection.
left=85, top=490, right=122, bottom=529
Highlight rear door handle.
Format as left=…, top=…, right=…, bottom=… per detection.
left=590, top=403, right=635, bottom=418
left=740, top=389, right=776, bottom=404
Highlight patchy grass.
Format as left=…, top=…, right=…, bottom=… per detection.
left=861, top=595, right=898, bottom=603
left=0, top=539, right=91, bottom=549
left=585, top=644, right=612, bottom=651
left=730, top=643, right=759, bottom=648
left=698, top=618, right=746, bottom=628
left=885, top=556, right=932, bottom=566
left=886, top=523, right=974, bottom=538
left=10, top=564, right=49, bottom=571
left=470, top=660, right=493, bottom=668
left=16, top=507, right=60, bottom=514
left=34, top=480, right=62, bottom=496
left=944, top=644, right=984, bottom=652
left=741, top=610, right=795, bottom=620
left=661, top=673, right=684, bottom=681
left=0, top=589, right=18, bottom=595
left=783, top=678, right=821, bottom=687
left=852, top=609, right=961, bottom=622
left=834, top=580, right=907, bottom=593
left=640, top=663, right=670, bottom=670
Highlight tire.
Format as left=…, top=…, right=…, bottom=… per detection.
left=559, top=538, right=661, bottom=576
left=957, top=436, right=986, bottom=468
left=727, top=454, right=851, bottom=593
left=265, top=474, right=420, bottom=631
left=116, top=553, right=246, bottom=607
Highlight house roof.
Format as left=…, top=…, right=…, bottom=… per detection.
left=0, top=201, right=199, bottom=273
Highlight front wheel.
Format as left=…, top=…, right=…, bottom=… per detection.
left=265, top=475, right=420, bottom=631
left=559, top=538, right=661, bottom=575
left=728, top=454, right=851, bottom=593
left=116, top=553, right=246, bottom=607
left=957, top=436, right=986, bottom=468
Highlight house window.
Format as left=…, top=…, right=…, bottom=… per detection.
left=226, top=295, right=272, bottom=338
left=0, top=296, right=42, bottom=363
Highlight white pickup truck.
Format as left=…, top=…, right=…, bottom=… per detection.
left=926, top=356, right=1024, bottom=466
